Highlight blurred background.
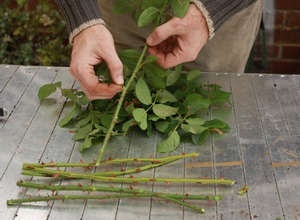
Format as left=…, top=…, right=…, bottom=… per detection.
left=0, top=0, right=299, bottom=74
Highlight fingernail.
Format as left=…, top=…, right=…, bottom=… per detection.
left=116, top=74, right=124, bottom=85
left=147, top=37, right=153, bottom=46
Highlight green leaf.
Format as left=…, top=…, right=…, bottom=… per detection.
left=181, top=123, right=207, bottom=134
left=133, top=108, right=148, bottom=130
left=122, top=119, right=136, bottom=134
left=125, top=102, right=135, bottom=114
left=187, top=69, right=201, bottom=81
left=167, top=69, right=181, bottom=86
left=157, top=89, right=178, bottom=103
left=144, top=55, right=157, bottom=64
left=185, top=117, right=205, bottom=126
left=155, top=121, right=170, bottom=133
left=144, top=63, right=167, bottom=89
left=100, top=114, right=113, bottom=128
left=184, top=94, right=211, bottom=115
left=75, top=115, right=91, bottom=128
left=137, top=7, right=160, bottom=27
left=204, top=119, right=230, bottom=132
left=147, top=120, right=153, bottom=137
left=170, top=0, right=190, bottom=18
left=61, top=89, right=77, bottom=101
left=157, top=131, right=180, bottom=153
left=153, top=104, right=178, bottom=119
left=148, top=114, right=160, bottom=122
left=192, top=130, right=210, bottom=145
left=135, top=77, right=152, bottom=105
left=59, top=105, right=80, bottom=127
left=73, top=123, right=93, bottom=141
left=141, top=0, right=166, bottom=9
left=38, top=82, right=61, bottom=101
left=119, top=49, right=140, bottom=70
left=79, top=137, right=93, bottom=152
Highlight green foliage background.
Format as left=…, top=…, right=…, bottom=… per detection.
left=0, top=0, right=70, bottom=66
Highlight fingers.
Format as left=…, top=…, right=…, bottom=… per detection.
left=100, top=46, right=124, bottom=85
left=69, top=24, right=124, bottom=100
left=148, top=46, right=183, bottom=69
left=147, top=17, right=186, bottom=46
left=70, top=62, right=123, bottom=100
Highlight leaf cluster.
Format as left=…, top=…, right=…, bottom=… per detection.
left=0, top=0, right=70, bottom=66
left=39, top=49, right=231, bottom=153
left=114, top=0, right=191, bottom=27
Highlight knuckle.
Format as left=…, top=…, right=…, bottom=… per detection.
left=152, top=29, right=162, bottom=41
left=111, top=62, right=123, bottom=73
left=172, top=19, right=186, bottom=32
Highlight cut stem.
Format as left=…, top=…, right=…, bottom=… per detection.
left=96, top=45, right=148, bottom=165
left=23, top=152, right=198, bottom=169
left=22, top=167, right=235, bottom=186
left=16, top=181, right=222, bottom=201
left=7, top=193, right=205, bottom=213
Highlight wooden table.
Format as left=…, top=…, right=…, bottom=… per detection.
left=0, top=65, right=299, bottom=220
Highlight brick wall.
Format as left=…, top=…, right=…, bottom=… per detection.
left=252, top=0, right=300, bottom=74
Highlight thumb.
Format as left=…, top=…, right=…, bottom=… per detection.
left=102, top=50, right=124, bottom=85
left=147, top=18, right=182, bottom=46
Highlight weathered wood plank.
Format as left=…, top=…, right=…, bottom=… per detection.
left=150, top=139, right=185, bottom=220
left=0, top=67, right=57, bottom=177
left=183, top=74, right=216, bottom=220
left=80, top=136, right=131, bottom=220
left=0, top=65, right=18, bottom=93
left=266, top=136, right=300, bottom=220
left=251, top=75, right=290, bottom=138
left=14, top=68, right=75, bottom=220
left=0, top=67, right=70, bottom=220
left=211, top=73, right=249, bottom=220
left=0, top=66, right=36, bottom=127
left=115, top=131, right=156, bottom=220
left=231, top=74, right=284, bottom=219
left=272, top=75, right=300, bottom=136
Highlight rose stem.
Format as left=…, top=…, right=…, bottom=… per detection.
left=22, top=167, right=235, bottom=185
left=23, top=152, right=198, bottom=169
left=7, top=193, right=204, bottom=213
left=96, top=45, right=148, bottom=165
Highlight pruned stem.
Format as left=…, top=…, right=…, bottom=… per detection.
left=16, top=181, right=222, bottom=201
left=7, top=193, right=205, bottom=213
left=96, top=45, right=148, bottom=165
left=23, top=153, right=198, bottom=169
left=22, top=167, right=235, bottom=186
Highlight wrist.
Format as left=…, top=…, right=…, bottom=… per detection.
left=184, top=4, right=209, bottom=42
left=190, top=1, right=214, bottom=39
left=70, top=19, right=106, bottom=44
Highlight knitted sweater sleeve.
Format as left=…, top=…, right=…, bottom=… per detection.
left=54, top=0, right=105, bottom=43
left=191, top=0, right=257, bottom=38
left=54, top=0, right=257, bottom=42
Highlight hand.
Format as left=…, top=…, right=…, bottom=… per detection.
left=70, top=24, right=123, bottom=100
left=146, top=4, right=209, bottom=69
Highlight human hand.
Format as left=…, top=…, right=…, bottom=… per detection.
left=70, top=24, right=123, bottom=100
left=146, top=4, right=209, bottom=69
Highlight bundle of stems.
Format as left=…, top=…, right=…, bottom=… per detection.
left=7, top=180, right=224, bottom=213
left=8, top=152, right=234, bottom=213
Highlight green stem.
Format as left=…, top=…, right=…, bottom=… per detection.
left=16, top=181, right=222, bottom=201
left=22, top=167, right=235, bottom=186
left=96, top=45, right=148, bottom=165
left=23, top=152, right=198, bottom=169
left=23, top=160, right=173, bottom=178
left=7, top=193, right=204, bottom=213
